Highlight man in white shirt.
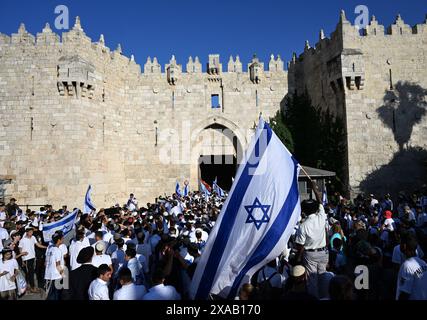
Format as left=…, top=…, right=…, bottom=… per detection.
left=392, top=233, right=424, bottom=266
left=143, top=268, right=181, bottom=300
left=0, top=202, right=6, bottom=228
left=127, top=194, right=138, bottom=212
left=45, top=232, right=66, bottom=300
left=295, top=180, right=328, bottom=299
left=113, top=267, right=147, bottom=300
left=0, top=248, right=19, bottom=300
left=0, top=225, right=9, bottom=251
left=91, top=242, right=112, bottom=270
left=396, top=236, right=427, bottom=300
left=69, top=228, right=90, bottom=271
left=125, top=248, right=144, bottom=285
left=19, top=226, right=47, bottom=293
left=88, top=264, right=112, bottom=300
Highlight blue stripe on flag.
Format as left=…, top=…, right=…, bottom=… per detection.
left=42, top=210, right=77, bottom=231
left=195, top=122, right=272, bottom=299
left=227, top=157, right=299, bottom=299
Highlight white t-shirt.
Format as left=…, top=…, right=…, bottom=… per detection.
left=45, top=246, right=64, bottom=281
left=295, top=205, right=327, bottom=250
left=396, top=257, right=427, bottom=300
left=0, top=258, right=19, bottom=291
left=88, top=278, right=110, bottom=300
left=0, top=211, right=6, bottom=228
left=113, top=283, right=147, bottom=300
left=392, top=245, right=424, bottom=265
left=383, top=218, right=395, bottom=232
left=0, top=228, right=9, bottom=251
left=112, top=249, right=126, bottom=275
left=19, top=235, right=37, bottom=261
left=142, top=283, right=181, bottom=300
left=92, top=254, right=112, bottom=268
left=69, top=238, right=91, bottom=271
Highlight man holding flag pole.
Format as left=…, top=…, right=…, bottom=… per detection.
left=189, top=117, right=302, bottom=300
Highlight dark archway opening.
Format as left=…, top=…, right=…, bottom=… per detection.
left=199, top=155, right=237, bottom=191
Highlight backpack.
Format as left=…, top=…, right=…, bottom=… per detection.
left=257, top=268, right=281, bottom=300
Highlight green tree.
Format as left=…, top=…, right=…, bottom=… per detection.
left=284, top=93, right=347, bottom=194
left=269, top=109, right=294, bottom=153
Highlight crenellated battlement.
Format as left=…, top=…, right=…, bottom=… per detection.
left=0, top=16, right=287, bottom=81
left=290, top=11, right=427, bottom=65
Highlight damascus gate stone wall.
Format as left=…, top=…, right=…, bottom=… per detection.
left=1, top=11, right=426, bottom=207
left=0, top=17, right=287, bottom=208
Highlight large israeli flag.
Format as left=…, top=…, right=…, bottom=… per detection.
left=42, top=209, right=78, bottom=242
left=84, top=185, right=96, bottom=214
left=189, top=118, right=301, bottom=300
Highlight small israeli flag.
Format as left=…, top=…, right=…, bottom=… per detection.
left=200, top=180, right=211, bottom=197
left=190, top=118, right=301, bottom=300
left=84, top=185, right=96, bottom=214
left=322, top=185, right=328, bottom=206
left=175, top=181, right=182, bottom=197
left=184, top=183, right=190, bottom=197
left=213, top=177, right=225, bottom=198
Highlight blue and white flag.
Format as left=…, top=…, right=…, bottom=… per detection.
left=184, top=183, right=189, bottom=197
left=200, top=180, right=211, bottom=197
left=189, top=118, right=301, bottom=300
left=322, top=185, right=328, bottom=206
left=175, top=181, right=182, bottom=197
left=42, top=209, right=78, bottom=242
left=213, top=177, right=225, bottom=198
left=84, top=185, right=96, bottom=214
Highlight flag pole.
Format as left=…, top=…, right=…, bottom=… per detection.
left=298, top=164, right=313, bottom=181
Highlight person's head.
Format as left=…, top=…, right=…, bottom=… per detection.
left=130, top=193, right=134, bottom=199
left=329, top=275, right=354, bottom=300
left=290, top=265, right=306, bottom=284
left=25, top=227, right=34, bottom=237
left=116, top=237, right=124, bottom=249
left=95, top=241, right=105, bottom=254
left=239, top=283, right=255, bottom=301
left=152, top=267, right=166, bottom=285
left=76, top=228, right=85, bottom=241
left=95, top=231, right=103, bottom=242
left=98, top=264, right=112, bottom=282
left=118, top=267, right=133, bottom=286
left=332, top=237, right=343, bottom=251
left=125, top=248, right=136, bottom=261
left=52, top=232, right=64, bottom=246
left=400, top=233, right=418, bottom=258
left=1, top=248, right=13, bottom=261
left=9, top=198, right=16, bottom=204
left=332, top=223, right=342, bottom=234
left=76, top=246, right=94, bottom=264
left=301, top=199, right=319, bottom=216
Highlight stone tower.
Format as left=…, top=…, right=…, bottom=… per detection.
left=289, top=11, right=427, bottom=197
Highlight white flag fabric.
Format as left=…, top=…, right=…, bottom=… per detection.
left=42, top=209, right=78, bottom=242
left=189, top=118, right=301, bottom=300
left=84, top=185, right=96, bottom=214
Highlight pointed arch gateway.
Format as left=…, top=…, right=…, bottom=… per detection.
left=190, top=116, right=247, bottom=192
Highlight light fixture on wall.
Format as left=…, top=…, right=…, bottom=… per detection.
left=154, top=120, right=158, bottom=147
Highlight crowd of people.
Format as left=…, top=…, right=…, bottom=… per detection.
left=0, top=181, right=427, bottom=300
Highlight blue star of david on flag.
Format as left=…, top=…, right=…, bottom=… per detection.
left=244, top=198, right=271, bottom=230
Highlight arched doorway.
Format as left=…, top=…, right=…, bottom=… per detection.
left=190, top=117, right=245, bottom=192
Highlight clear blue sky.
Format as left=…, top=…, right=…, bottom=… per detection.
left=0, top=0, right=425, bottom=70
